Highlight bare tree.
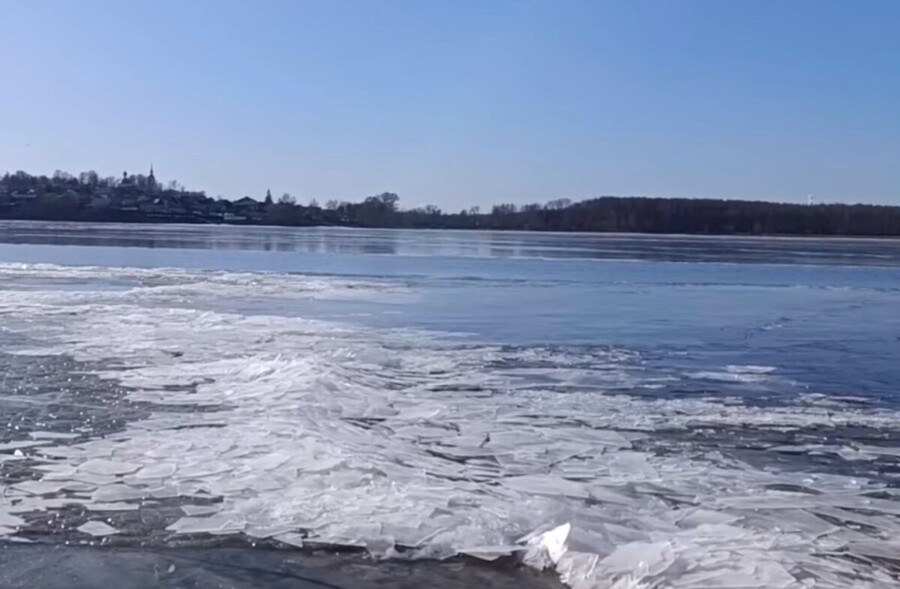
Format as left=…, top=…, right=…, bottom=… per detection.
left=545, top=198, right=572, bottom=210
left=378, top=192, right=399, bottom=211
left=53, top=170, right=74, bottom=184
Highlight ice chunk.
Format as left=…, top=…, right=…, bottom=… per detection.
left=79, top=459, right=140, bottom=476
left=597, top=541, right=675, bottom=578
left=503, top=475, right=590, bottom=499
left=85, top=502, right=141, bottom=512
left=60, top=482, right=97, bottom=493
left=459, top=546, right=521, bottom=561
left=742, top=510, right=836, bottom=538
left=0, top=512, right=25, bottom=528
left=556, top=551, right=602, bottom=586
left=149, top=482, right=207, bottom=499
left=588, top=485, right=640, bottom=506
left=34, top=465, right=78, bottom=480
left=567, top=429, right=632, bottom=449
left=11, top=480, right=66, bottom=496
left=177, top=461, right=231, bottom=478
left=9, top=497, right=84, bottom=511
left=0, top=453, right=27, bottom=463
left=29, top=431, right=81, bottom=440
left=244, top=522, right=301, bottom=539
left=607, top=452, right=658, bottom=479
left=166, top=515, right=245, bottom=535
left=77, top=521, right=120, bottom=537
left=854, top=444, right=900, bottom=458
left=726, top=365, right=776, bottom=374
left=295, top=456, right=345, bottom=474
left=274, top=532, right=305, bottom=548
left=677, top=508, right=742, bottom=528
left=688, top=369, right=770, bottom=383
left=73, top=473, right=119, bottom=486
left=717, top=494, right=812, bottom=510
left=5, top=498, right=46, bottom=514
left=754, top=562, right=796, bottom=588
left=521, top=523, right=571, bottom=569
left=37, top=446, right=83, bottom=459
left=245, top=451, right=292, bottom=471
left=180, top=504, right=222, bottom=516
left=92, top=484, right=146, bottom=502
left=0, top=440, right=50, bottom=452
left=847, top=540, right=900, bottom=562
left=766, top=444, right=822, bottom=454
left=601, top=522, right=653, bottom=545
left=672, top=563, right=795, bottom=588
left=811, top=506, right=894, bottom=530
left=133, top=462, right=177, bottom=479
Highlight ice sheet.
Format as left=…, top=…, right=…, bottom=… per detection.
left=11, top=480, right=69, bottom=496
left=167, top=515, right=246, bottom=535
left=0, top=440, right=50, bottom=452
left=28, top=431, right=81, bottom=440
left=85, top=502, right=141, bottom=512
left=79, top=459, right=141, bottom=476
left=0, top=512, right=25, bottom=528
left=77, top=521, right=120, bottom=537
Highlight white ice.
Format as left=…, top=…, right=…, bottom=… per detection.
left=78, top=459, right=141, bottom=476
left=76, top=521, right=120, bottom=537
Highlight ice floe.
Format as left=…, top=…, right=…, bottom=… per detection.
left=76, top=521, right=120, bottom=537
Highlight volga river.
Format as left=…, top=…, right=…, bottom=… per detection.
left=1, top=221, right=899, bottom=588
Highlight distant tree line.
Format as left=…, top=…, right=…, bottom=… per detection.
left=2, top=169, right=899, bottom=236
left=317, top=195, right=900, bottom=236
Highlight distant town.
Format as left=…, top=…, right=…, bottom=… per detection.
left=2, top=168, right=899, bottom=236
left=0, top=167, right=307, bottom=225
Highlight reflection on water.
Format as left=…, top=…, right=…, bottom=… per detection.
left=1, top=220, right=899, bottom=266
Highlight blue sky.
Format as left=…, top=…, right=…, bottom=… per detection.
left=1, top=0, right=898, bottom=209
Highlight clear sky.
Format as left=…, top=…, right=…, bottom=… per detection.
left=1, top=1, right=898, bottom=209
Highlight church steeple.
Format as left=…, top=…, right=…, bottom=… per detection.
left=148, top=164, right=157, bottom=192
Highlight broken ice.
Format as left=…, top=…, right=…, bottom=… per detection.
left=2, top=263, right=900, bottom=588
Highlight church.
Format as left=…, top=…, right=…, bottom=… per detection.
left=120, top=166, right=158, bottom=192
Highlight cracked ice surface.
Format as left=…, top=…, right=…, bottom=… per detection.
left=2, top=264, right=900, bottom=588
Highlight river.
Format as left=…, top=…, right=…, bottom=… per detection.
left=1, top=221, right=899, bottom=588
